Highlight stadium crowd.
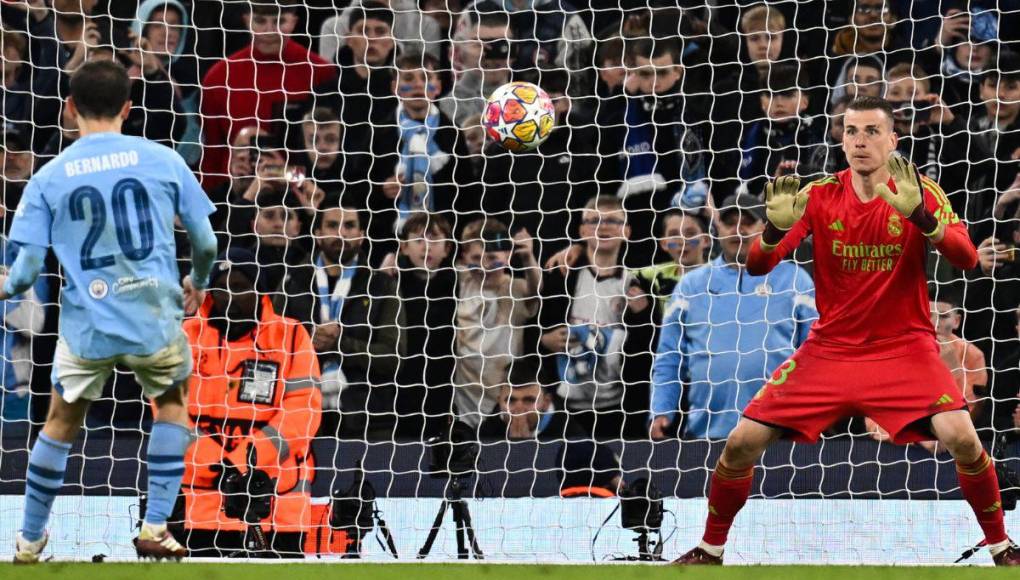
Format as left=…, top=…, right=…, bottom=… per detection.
left=1, top=0, right=1020, bottom=445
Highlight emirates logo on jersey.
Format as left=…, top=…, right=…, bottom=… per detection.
left=887, top=214, right=903, bottom=237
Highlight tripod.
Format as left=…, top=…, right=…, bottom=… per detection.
left=417, top=475, right=483, bottom=559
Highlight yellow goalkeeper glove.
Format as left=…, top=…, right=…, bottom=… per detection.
left=764, top=175, right=808, bottom=231
left=875, top=155, right=923, bottom=217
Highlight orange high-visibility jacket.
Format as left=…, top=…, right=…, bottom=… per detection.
left=182, top=294, right=322, bottom=533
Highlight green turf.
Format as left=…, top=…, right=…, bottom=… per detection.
left=0, top=563, right=1015, bottom=580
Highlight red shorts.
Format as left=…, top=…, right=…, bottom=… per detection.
left=742, top=342, right=967, bottom=444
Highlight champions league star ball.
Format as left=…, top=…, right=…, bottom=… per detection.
left=483, top=81, right=556, bottom=152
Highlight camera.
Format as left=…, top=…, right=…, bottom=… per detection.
left=889, top=100, right=931, bottom=124
left=330, top=461, right=398, bottom=558
left=427, top=420, right=480, bottom=478
left=221, top=466, right=274, bottom=524
left=619, top=478, right=664, bottom=533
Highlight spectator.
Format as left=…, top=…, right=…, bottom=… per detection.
left=0, top=126, right=44, bottom=423
left=814, top=96, right=850, bottom=174
left=829, top=55, right=884, bottom=109
left=199, top=0, right=336, bottom=189
left=964, top=221, right=1020, bottom=374
left=389, top=212, right=458, bottom=439
left=207, top=125, right=265, bottom=239
left=87, top=32, right=184, bottom=147
left=440, top=10, right=514, bottom=126
left=237, top=190, right=309, bottom=295
left=631, top=209, right=710, bottom=320
left=455, top=0, right=593, bottom=74
left=737, top=3, right=787, bottom=121
left=1, top=125, right=32, bottom=219
left=132, top=0, right=202, bottom=164
left=650, top=194, right=816, bottom=440
left=885, top=62, right=992, bottom=232
left=0, top=29, right=31, bottom=138
left=937, top=7, right=999, bottom=110
left=318, top=0, right=443, bottom=63
left=970, top=51, right=1020, bottom=195
left=179, top=247, right=321, bottom=557
left=4, top=0, right=99, bottom=153
left=315, top=3, right=397, bottom=129
left=293, top=107, right=349, bottom=196
left=1001, top=306, right=1020, bottom=439
left=593, top=33, right=625, bottom=99
left=477, top=357, right=561, bottom=440
left=539, top=197, right=651, bottom=439
left=453, top=220, right=539, bottom=429
left=375, top=53, right=474, bottom=250
left=930, top=291, right=987, bottom=419
left=830, top=0, right=898, bottom=58
left=597, top=37, right=740, bottom=263
left=739, top=63, right=827, bottom=197
left=278, top=203, right=402, bottom=439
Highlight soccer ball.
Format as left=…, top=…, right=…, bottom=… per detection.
left=483, top=81, right=556, bottom=152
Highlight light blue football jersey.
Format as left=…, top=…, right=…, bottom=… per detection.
left=8, top=132, right=215, bottom=359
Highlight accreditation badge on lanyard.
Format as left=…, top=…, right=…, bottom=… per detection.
left=315, top=255, right=356, bottom=325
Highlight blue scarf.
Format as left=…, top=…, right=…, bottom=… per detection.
left=397, top=104, right=444, bottom=227
left=314, top=254, right=357, bottom=324
left=624, top=96, right=656, bottom=181
left=558, top=323, right=617, bottom=385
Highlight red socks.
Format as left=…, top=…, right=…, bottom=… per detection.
left=702, top=460, right=755, bottom=547
left=957, top=450, right=1008, bottom=545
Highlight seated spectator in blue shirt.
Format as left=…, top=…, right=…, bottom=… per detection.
left=649, top=194, right=817, bottom=440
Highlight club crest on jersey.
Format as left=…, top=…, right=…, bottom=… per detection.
left=887, top=214, right=903, bottom=237
left=754, top=283, right=772, bottom=296
left=88, top=279, right=109, bottom=300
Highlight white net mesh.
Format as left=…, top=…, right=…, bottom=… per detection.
left=1, top=0, right=1019, bottom=565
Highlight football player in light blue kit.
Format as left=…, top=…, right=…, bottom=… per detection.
left=5, top=60, right=217, bottom=563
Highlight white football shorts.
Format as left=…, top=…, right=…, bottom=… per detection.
left=50, top=333, right=193, bottom=403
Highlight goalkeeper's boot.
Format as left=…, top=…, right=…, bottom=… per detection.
left=671, top=546, right=723, bottom=565
left=133, top=522, right=186, bottom=561
left=13, top=531, right=47, bottom=564
left=993, top=540, right=1020, bottom=566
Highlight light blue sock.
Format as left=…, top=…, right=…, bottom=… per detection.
left=145, top=422, right=191, bottom=526
left=22, top=433, right=71, bottom=542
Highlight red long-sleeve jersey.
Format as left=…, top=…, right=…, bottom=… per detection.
left=747, top=168, right=978, bottom=360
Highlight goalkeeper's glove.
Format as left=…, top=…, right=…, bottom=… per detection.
left=875, top=155, right=924, bottom=216
left=764, top=175, right=808, bottom=231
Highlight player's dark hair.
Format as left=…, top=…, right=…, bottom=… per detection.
left=69, top=60, right=131, bottom=120
left=846, top=95, right=895, bottom=125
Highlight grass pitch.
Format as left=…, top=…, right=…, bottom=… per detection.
left=0, top=563, right=1016, bottom=580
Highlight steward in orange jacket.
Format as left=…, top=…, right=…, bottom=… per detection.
left=180, top=248, right=321, bottom=556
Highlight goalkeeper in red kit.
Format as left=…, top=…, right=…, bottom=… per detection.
left=674, top=95, right=1020, bottom=566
